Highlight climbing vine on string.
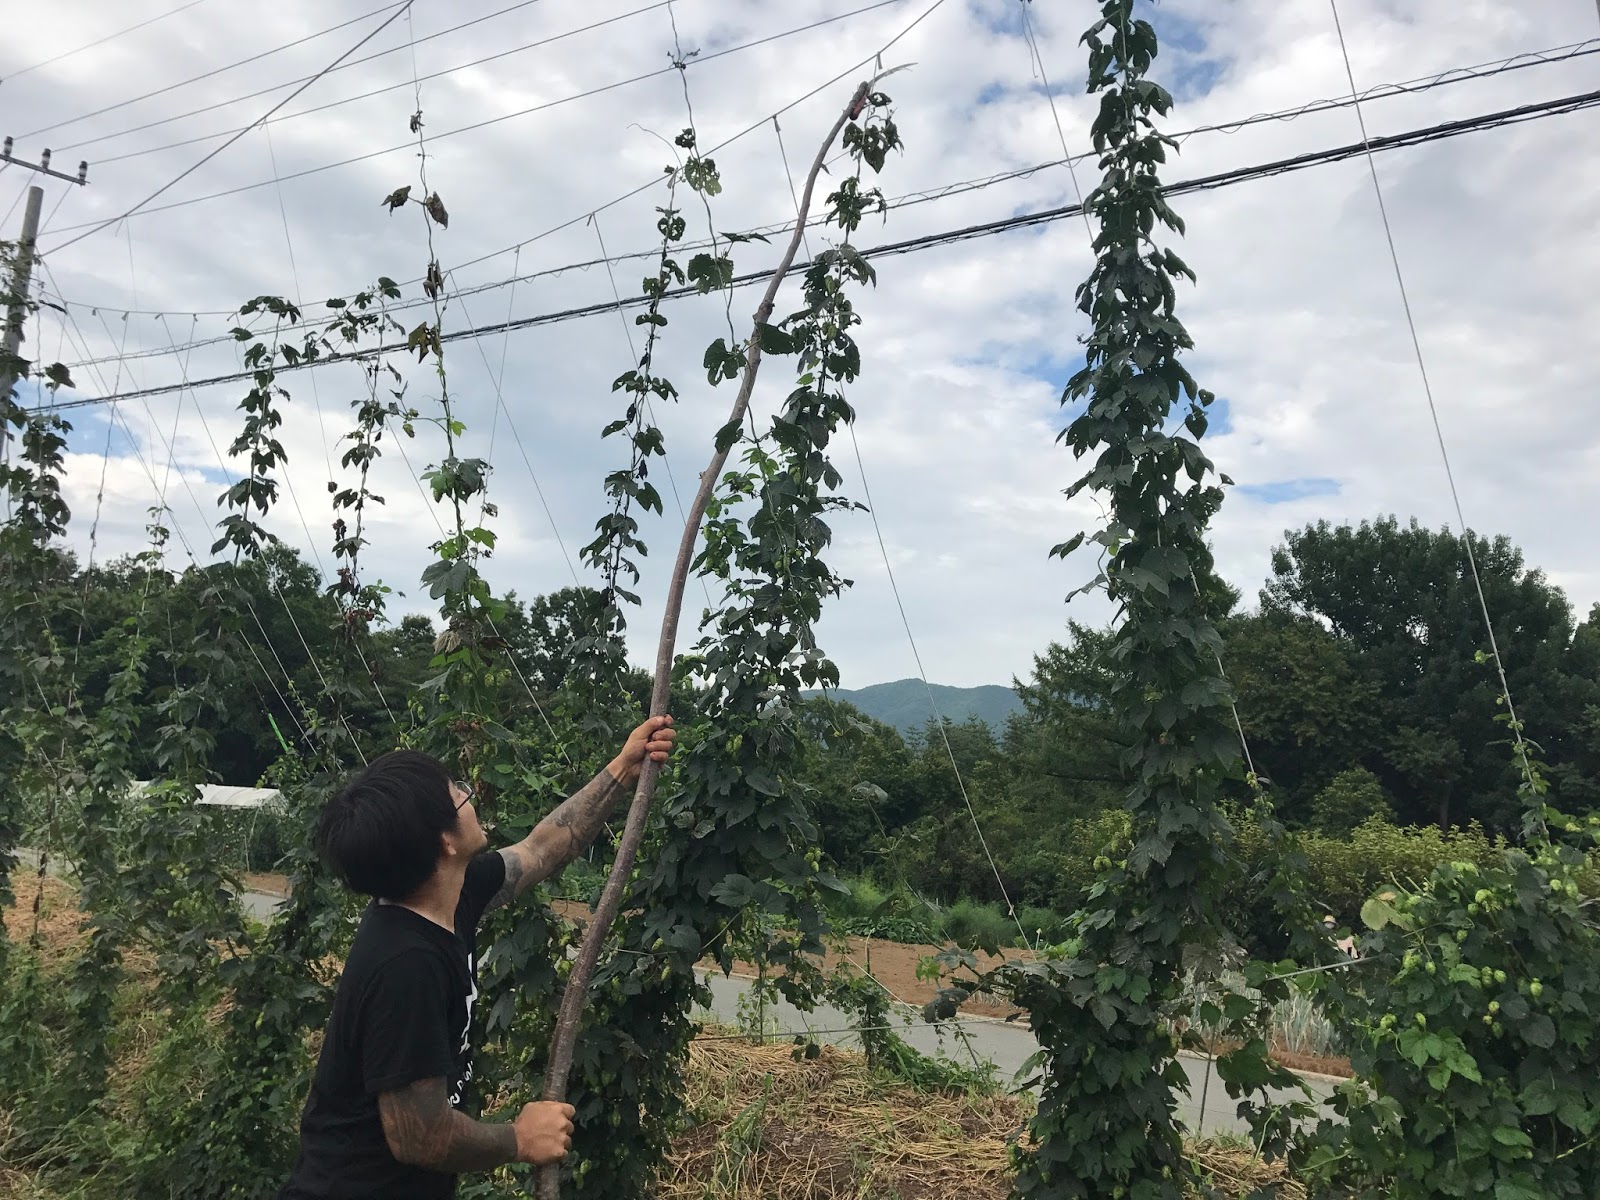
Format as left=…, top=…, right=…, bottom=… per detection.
left=523, top=78, right=902, bottom=1200
left=919, top=5, right=1311, bottom=1196
left=0, top=253, right=78, bottom=1114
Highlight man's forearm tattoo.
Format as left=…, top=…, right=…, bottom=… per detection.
left=378, top=1077, right=517, bottom=1171
left=538, top=766, right=627, bottom=870
left=486, top=767, right=627, bottom=910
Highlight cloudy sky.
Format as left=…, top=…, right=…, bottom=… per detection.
left=8, top=0, right=1599, bottom=694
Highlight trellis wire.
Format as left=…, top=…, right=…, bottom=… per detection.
left=1327, top=0, right=1537, bottom=798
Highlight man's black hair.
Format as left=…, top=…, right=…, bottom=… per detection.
left=317, top=749, right=458, bottom=902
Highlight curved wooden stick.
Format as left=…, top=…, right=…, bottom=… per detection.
left=534, top=77, right=876, bottom=1200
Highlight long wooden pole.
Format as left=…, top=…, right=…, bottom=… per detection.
left=534, top=76, right=875, bottom=1200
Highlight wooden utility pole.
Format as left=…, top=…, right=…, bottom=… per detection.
left=1, top=185, right=45, bottom=401
left=0, top=141, right=91, bottom=399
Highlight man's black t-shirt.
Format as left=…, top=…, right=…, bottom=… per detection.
left=281, top=851, right=507, bottom=1199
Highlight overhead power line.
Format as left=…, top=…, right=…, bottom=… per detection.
left=4, top=0, right=216, bottom=81
left=50, top=31, right=1598, bottom=325
left=44, top=3, right=421, bottom=258
left=389, top=29, right=1600, bottom=305
left=51, top=0, right=566, bottom=154
left=39, top=84, right=1600, bottom=414
left=89, top=1, right=673, bottom=167
left=25, top=0, right=411, bottom=139
left=42, top=0, right=910, bottom=238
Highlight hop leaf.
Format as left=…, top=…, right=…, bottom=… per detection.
left=43, top=362, right=76, bottom=392
left=409, top=111, right=424, bottom=134
left=381, top=185, right=411, bottom=212
left=424, top=193, right=449, bottom=228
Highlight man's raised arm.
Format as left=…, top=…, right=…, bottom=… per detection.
left=486, top=714, right=674, bottom=911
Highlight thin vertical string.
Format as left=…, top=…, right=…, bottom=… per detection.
left=1328, top=0, right=1536, bottom=797
left=1016, top=0, right=1095, bottom=244
left=588, top=211, right=712, bottom=610
left=773, top=115, right=1034, bottom=953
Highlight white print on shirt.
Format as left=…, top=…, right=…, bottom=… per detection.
left=449, top=954, right=479, bottom=1108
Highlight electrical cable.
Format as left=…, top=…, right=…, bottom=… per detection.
left=44, top=83, right=1600, bottom=413
left=36, top=184, right=75, bottom=239
left=1015, top=0, right=1093, bottom=244
left=39, top=32, right=1600, bottom=325
left=43, top=0, right=914, bottom=238
left=380, top=27, right=1600, bottom=296
left=25, top=0, right=412, bottom=140
left=428, top=0, right=947, bottom=285
left=4, top=0, right=214, bottom=81
left=85, top=2, right=674, bottom=165
left=48, top=36, right=1600, bottom=361
left=44, top=1, right=422, bottom=258
left=1, top=180, right=27, bottom=229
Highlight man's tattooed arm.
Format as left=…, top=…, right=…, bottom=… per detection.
left=485, top=766, right=627, bottom=912
left=377, top=1077, right=517, bottom=1172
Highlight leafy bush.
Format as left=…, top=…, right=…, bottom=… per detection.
left=1016, top=905, right=1072, bottom=947
left=835, top=914, right=940, bottom=944
left=1310, top=766, right=1396, bottom=836
left=1228, top=814, right=1506, bottom=940
left=1299, top=820, right=1600, bottom=1198
left=940, top=898, right=1017, bottom=954
left=828, top=874, right=891, bottom=924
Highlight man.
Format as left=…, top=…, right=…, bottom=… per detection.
left=279, top=714, right=676, bottom=1199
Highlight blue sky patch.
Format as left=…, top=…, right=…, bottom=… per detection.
left=975, top=80, right=1007, bottom=108
left=1144, top=8, right=1225, bottom=101
left=1201, top=395, right=1233, bottom=436
left=1237, top=477, right=1341, bottom=504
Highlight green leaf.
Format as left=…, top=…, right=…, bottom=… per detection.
left=1049, top=532, right=1086, bottom=560
left=746, top=769, right=781, bottom=797
left=1361, top=894, right=1403, bottom=931
left=1521, top=1013, right=1556, bottom=1048
left=755, top=323, right=797, bottom=355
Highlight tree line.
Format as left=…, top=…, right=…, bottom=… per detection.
left=31, top=514, right=1599, bottom=915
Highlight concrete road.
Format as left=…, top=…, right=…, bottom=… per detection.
left=691, top=968, right=1334, bottom=1138
left=236, top=888, right=1333, bottom=1138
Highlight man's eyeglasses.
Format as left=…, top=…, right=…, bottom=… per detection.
left=453, top=780, right=476, bottom=813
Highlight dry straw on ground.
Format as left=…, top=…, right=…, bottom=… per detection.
left=661, top=1038, right=1019, bottom=1200
left=662, top=1036, right=1304, bottom=1200
left=2, top=873, right=1305, bottom=1200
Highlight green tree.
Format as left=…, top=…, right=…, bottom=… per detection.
left=1221, top=611, right=1382, bottom=820
left=1310, top=766, right=1396, bottom=837
left=1263, top=517, right=1595, bottom=829
left=791, top=694, right=917, bottom=873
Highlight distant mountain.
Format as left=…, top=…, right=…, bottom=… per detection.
left=805, top=679, right=1024, bottom=737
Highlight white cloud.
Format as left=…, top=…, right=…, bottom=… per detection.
left=10, top=0, right=1599, bottom=699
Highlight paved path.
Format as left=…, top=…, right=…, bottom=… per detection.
left=17, top=869, right=1337, bottom=1139
left=235, top=888, right=1333, bottom=1138
left=691, top=969, right=1333, bottom=1138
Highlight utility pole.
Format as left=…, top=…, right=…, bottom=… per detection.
left=0, top=139, right=91, bottom=401
left=1, top=185, right=45, bottom=402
